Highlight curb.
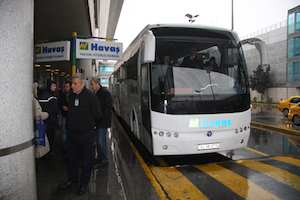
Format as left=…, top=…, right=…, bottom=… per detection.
left=251, top=121, right=300, bottom=136
left=251, top=103, right=278, bottom=108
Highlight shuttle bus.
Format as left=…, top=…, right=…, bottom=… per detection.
left=111, top=24, right=267, bottom=156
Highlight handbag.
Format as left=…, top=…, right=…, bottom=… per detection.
left=35, top=134, right=50, bottom=158
left=35, top=117, right=47, bottom=146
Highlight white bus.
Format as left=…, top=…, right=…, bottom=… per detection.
left=111, top=24, right=268, bottom=156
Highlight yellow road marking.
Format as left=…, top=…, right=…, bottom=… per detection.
left=113, top=113, right=168, bottom=200
left=150, top=166, right=209, bottom=200
left=245, top=147, right=270, bottom=156
left=238, top=160, right=300, bottom=190
left=195, top=164, right=280, bottom=200
left=154, top=156, right=169, bottom=167
left=270, top=156, right=300, bottom=167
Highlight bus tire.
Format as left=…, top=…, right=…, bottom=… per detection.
left=131, top=111, right=140, bottom=139
left=114, top=99, right=120, bottom=115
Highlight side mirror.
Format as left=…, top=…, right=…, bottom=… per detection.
left=240, top=38, right=269, bottom=66
left=142, top=30, right=155, bottom=63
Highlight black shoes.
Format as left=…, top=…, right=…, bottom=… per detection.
left=59, top=181, right=87, bottom=196
left=42, top=152, right=58, bottom=160
left=50, top=152, right=58, bottom=157
left=59, top=180, right=78, bottom=190
left=94, top=160, right=108, bottom=167
left=78, top=186, right=86, bottom=196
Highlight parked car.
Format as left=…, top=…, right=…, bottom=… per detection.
left=278, top=96, right=300, bottom=117
left=288, top=102, right=300, bottom=125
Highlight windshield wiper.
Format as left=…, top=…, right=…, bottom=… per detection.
left=195, top=83, right=219, bottom=93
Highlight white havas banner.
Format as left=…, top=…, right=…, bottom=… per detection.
left=35, top=41, right=70, bottom=62
left=76, top=39, right=123, bottom=60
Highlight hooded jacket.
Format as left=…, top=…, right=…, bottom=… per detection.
left=39, top=79, right=59, bottom=130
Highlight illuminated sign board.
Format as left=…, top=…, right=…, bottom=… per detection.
left=76, top=39, right=123, bottom=60
left=35, top=41, right=70, bottom=62
left=189, top=118, right=231, bottom=128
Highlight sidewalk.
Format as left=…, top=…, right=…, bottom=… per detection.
left=35, top=117, right=160, bottom=200
left=35, top=128, right=121, bottom=199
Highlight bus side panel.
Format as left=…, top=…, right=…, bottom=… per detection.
left=151, top=110, right=251, bottom=155
left=119, top=80, right=131, bottom=125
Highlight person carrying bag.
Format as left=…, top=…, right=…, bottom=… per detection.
left=33, top=82, right=50, bottom=158
left=35, top=116, right=50, bottom=158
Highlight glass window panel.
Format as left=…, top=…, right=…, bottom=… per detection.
left=296, top=12, right=300, bottom=31
left=294, top=62, right=300, bottom=82
left=99, top=66, right=114, bottom=76
left=99, top=66, right=114, bottom=72
left=295, top=37, right=300, bottom=57
left=287, top=38, right=294, bottom=58
left=288, top=13, right=295, bottom=34
left=287, top=62, right=300, bottom=82
left=287, top=62, right=293, bottom=82
left=101, top=79, right=109, bottom=84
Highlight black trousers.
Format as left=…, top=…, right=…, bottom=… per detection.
left=46, top=129, right=55, bottom=151
left=66, top=129, right=94, bottom=186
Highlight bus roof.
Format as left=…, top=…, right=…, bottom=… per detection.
left=147, top=23, right=234, bottom=32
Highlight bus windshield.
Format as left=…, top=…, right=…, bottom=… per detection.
left=150, top=27, right=250, bottom=114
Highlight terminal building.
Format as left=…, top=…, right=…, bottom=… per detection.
left=242, top=5, right=300, bottom=102
left=0, top=0, right=123, bottom=199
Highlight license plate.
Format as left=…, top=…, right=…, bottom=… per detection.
left=198, top=143, right=220, bottom=150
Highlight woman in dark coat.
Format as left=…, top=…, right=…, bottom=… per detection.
left=39, top=79, right=59, bottom=157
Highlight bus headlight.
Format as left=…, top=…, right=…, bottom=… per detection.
left=166, top=132, right=172, bottom=137
left=159, top=131, right=164, bottom=136
left=162, top=145, right=168, bottom=150
left=174, top=132, right=179, bottom=138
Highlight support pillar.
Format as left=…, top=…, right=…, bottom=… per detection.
left=0, top=0, right=36, bottom=199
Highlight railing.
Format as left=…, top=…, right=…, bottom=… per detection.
left=240, top=20, right=287, bottom=40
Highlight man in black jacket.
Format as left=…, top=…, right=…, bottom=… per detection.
left=39, top=79, right=59, bottom=157
left=58, top=82, right=71, bottom=154
left=180, top=46, right=204, bottom=69
left=90, top=78, right=112, bottom=167
left=59, top=73, right=102, bottom=196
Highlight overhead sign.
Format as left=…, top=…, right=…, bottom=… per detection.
left=76, top=39, right=123, bottom=60
left=35, top=41, right=70, bottom=62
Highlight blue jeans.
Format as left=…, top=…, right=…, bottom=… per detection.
left=62, top=116, right=68, bottom=150
left=94, top=128, right=108, bottom=162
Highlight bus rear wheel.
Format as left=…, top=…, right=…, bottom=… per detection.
left=131, top=112, right=139, bottom=139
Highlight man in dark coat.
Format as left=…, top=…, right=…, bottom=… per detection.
left=180, top=46, right=204, bottom=69
left=39, top=79, right=59, bottom=157
left=59, top=73, right=102, bottom=196
left=58, top=82, right=71, bottom=154
left=90, top=78, right=112, bottom=167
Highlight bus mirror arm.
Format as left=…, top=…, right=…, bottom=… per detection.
left=240, top=38, right=269, bottom=66
left=142, top=30, right=156, bottom=63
